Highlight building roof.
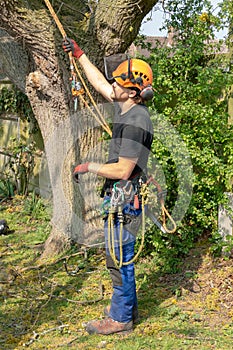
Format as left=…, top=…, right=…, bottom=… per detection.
left=128, top=34, right=228, bottom=58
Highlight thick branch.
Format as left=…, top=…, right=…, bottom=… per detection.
left=0, top=29, right=28, bottom=91
left=94, top=0, right=159, bottom=55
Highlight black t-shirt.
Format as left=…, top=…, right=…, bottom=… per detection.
left=107, top=103, right=153, bottom=178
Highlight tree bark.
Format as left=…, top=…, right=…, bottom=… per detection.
left=0, top=0, right=158, bottom=259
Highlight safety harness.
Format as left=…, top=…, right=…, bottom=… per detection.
left=103, top=176, right=176, bottom=269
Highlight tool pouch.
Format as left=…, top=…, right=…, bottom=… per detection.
left=123, top=205, right=142, bottom=236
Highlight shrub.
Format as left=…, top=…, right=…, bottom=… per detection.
left=136, top=0, right=233, bottom=270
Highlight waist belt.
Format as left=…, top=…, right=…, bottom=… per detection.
left=100, top=173, right=147, bottom=198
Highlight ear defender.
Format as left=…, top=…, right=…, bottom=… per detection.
left=140, top=85, right=154, bottom=101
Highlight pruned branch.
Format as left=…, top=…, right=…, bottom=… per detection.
left=23, top=324, right=69, bottom=347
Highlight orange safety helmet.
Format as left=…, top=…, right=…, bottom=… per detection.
left=112, top=58, right=153, bottom=91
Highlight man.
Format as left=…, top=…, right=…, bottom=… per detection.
left=63, top=39, right=154, bottom=335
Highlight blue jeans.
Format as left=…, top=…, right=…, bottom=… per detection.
left=104, top=212, right=139, bottom=323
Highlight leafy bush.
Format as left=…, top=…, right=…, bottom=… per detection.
left=1, top=138, right=37, bottom=198
left=0, top=85, right=39, bottom=198
left=0, top=85, right=38, bottom=133
left=136, top=0, right=233, bottom=269
left=23, top=191, right=51, bottom=221
left=0, top=172, right=15, bottom=201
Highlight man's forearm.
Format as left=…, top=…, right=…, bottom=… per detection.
left=78, top=54, right=112, bottom=100
left=88, top=158, right=136, bottom=180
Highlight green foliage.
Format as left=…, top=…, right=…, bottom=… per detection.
left=2, top=138, right=37, bottom=197
left=0, top=85, right=38, bottom=133
left=0, top=172, right=15, bottom=201
left=0, top=85, right=39, bottom=200
left=137, top=0, right=233, bottom=269
left=23, top=191, right=51, bottom=221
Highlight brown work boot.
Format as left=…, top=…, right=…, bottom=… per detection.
left=85, top=317, right=133, bottom=335
left=104, top=305, right=140, bottom=323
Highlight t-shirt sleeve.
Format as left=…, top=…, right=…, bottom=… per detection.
left=119, top=124, right=145, bottom=158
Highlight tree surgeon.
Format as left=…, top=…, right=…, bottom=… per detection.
left=63, top=38, right=154, bottom=335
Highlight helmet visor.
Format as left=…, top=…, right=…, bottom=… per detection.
left=104, top=53, right=128, bottom=81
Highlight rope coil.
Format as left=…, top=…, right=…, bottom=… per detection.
left=107, top=194, right=146, bottom=269
left=146, top=176, right=177, bottom=234
left=107, top=177, right=177, bottom=268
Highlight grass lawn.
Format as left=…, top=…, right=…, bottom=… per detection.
left=0, top=195, right=233, bottom=349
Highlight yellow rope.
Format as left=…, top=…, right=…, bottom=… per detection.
left=107, top=178, right=177, bottom=268
left=43, top=0, right=112, bottom=137
left=146, top=176, right=177, bottom=234
left=108, top=191, right=146, bottom=268
left=161, top=205, right=177, bottom=234
left=108, top=209, right=120, bottom=267
left=78, top=93, right=112, bottom=136
left=71, top=59, right=112, bottom=136
left=44, top=0, right=67, bottom=38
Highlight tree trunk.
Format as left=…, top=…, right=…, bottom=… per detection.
left=0, top=0, right=158, bottom=259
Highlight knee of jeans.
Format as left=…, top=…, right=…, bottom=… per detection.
left=106, top=254, right=122, bottom=286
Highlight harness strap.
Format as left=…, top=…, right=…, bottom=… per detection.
left=106, top=176, right=177, bottom=268
left=107, top=193, right=146, bottom=269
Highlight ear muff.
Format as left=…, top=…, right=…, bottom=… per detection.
left=140, top=85, right=154, bottom=101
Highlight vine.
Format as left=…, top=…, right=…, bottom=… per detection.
left=0, top=85, right=38, bottom=133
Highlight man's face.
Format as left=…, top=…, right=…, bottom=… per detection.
left=110, top=81, right=131, bottom=101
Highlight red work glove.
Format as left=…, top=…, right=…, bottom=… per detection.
left=73, top=162, right=90, bottom=183
left=62, top=38, right=84, bottom=59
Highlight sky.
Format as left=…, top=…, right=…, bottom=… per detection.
left=140, top=0, right=228, bottom=39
